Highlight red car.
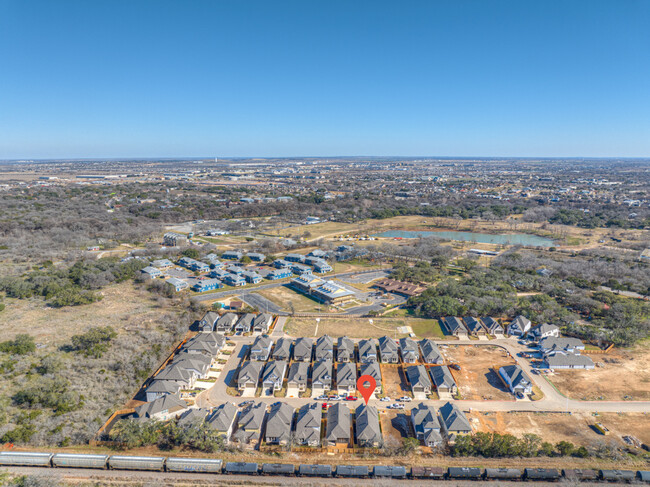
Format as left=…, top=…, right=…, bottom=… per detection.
left=344, top=396, right=356, bottom=401
left=321, top=403, right=330, bottom=409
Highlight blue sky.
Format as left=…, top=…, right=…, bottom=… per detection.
left=0, top=0, right=649, bottom=158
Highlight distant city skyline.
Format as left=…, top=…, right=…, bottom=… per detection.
left=1, top=0, right=649, bottom=159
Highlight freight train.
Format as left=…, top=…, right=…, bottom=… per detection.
left=1, top=451, right=649, bottom=482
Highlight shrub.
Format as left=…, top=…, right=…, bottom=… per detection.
left=69, top=326, right=117, bottom=358
left=0, top=334, right=36, bottom=355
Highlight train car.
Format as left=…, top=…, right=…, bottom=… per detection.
left=562, top=469, right=598, bottom=481
left=298, top=464, right=332, bottom=477
left=448, top=467, right=482, bottom=480
left=523, top=468, right=560, bottom=482
left=108, top=456, right=165, bottom=471
left=483, top=468, right=521, bottom=480
left=224, top=462, right=259, bottom=475
left=261, top=463, right=296, bottom=476
left=411, top=466, right=445, bottom=479
left=373, top=465, right=407, bottom=479
left=637, top=471, right=650, bottom=483
left=165, top=457, right=223, bottom=473
left=0, top=452, right=53, bottom=467
left=335, top=465, right=370, bottom=478
left=600, top=469, right=636, bottom=482
left=51, top=453, right=108, bottom=469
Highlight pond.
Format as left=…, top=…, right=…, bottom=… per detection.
left=373, top=230, right=555, bottom=247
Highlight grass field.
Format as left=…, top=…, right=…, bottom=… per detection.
left=256, top=285, right=327, bottom=313
left=284, top=316, right=447, bottom=339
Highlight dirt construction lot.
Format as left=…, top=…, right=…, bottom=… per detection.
left=380, top=410, right=411, bottom=448
left=380, top=365, right=412, bottom=399
left=470, top=410, right=650, bottom=448
left=441, top=344, right=515, bottom=400
left=548, top=346, right=650, bottom=401
left=285, top=316, right=446, bottom=339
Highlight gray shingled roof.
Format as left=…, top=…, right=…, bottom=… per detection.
left=287, top=361, right=309, bottom=386
left=439, top=401, right=471, bottom=433
left=419, top=339, right=443, bottom=364
left=264, top=402, right=294, bottom=444
left=406, top=365, right=431, bottom=390
left=295, top=403, right=321, bottom=445
left=336, top=362, right=357, bottom=388
left=206, top=402, right=238, bottom=432
left=293, top=337, right=313, bottom=361
left=136, top=394, right=187, bottom=418
left=429, top=365, right=456, bottom=390
left=325, top=403, right=350, bottom=442
left=355, top=404, right=382, bottom=446
left=359, top=361, right=381, bottom=386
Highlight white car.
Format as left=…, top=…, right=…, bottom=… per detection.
left=392, top=403, right=405, bottom=409
left=380, top=397, right=391, bottom=402
left=315, top=395, right=328, bottom=401
left=397, top=396, right=412, bottom=402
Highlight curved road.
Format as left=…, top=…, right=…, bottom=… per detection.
left=196, top=334, right=650, bottom=414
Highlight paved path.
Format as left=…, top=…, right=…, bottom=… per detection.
left=196, top=336, right=650, bottom=414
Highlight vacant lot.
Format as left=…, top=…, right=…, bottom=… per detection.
left=380, top=365, right=411, bottom=399
left=440, top=345, right=514, bottom=400
left=284, top=316, right=446, bottom=339
left=548, top=346, right=650, bottom=401
left=470, top=410, right=650, bottom=449
left=257, top=285, right=327, bottom=314
left=380, top=410, right=411, bottom=448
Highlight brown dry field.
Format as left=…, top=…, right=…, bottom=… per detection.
left=441, top=344, right=515, bottom=401
left=470, top=410, right=650, bottom=448
left=548, top=346, right=650, bottom=401
left=0, top=281, right=166, bottom=349
left=380, top=365, right=411, bottom=399
left=257, top=285, right=329, bottom=314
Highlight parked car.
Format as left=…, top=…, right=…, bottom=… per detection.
left=449, top=364, right=462, bottom=371
left=397, top=396, right=412, bottom=402
left=344, top=396, right=356, bottom=401
left=391, top=403, right=405, bottom=410
left=516, top=392, right=525, bottom=399
left=327, top=395, right=339, bottom=401
left=380, top=397, right=391, bottom=402
left=315, top=395, right=328, bottom=400
left=239, top=401, right=254, bottom=407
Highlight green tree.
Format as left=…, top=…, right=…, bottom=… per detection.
left=0, top=334, right=36, bottom=355
left=69, top=326, right=117, bottom=358
left=182, top=248, right=199, bottom=259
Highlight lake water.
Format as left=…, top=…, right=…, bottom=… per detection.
left=374, top=230, right=555, bottom=247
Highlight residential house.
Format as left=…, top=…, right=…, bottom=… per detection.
left=399, top=337, right=419, bottom=363
left=134, top=394, right=188, bottom=421
left=315, top=335, right=334, bottom=361
left=419, top=339, right=443, bottom=364
left=241, top=270, right=262, bottom=284
left=336, top=362, right=357, bottom=394
left=336, top=336, right=354, bottom=363
left=442, top=317, right=468, bottom=338
left=293, top=337, right=313, bottom=362
left=262, top=361, right=287, bottom=395
left=166, top=277, right=188, bottom=292
left=250, top=335, right=273, bottom=361
left=155, top=364, right=195, bottom=389
left=463, top=317, right=486, bottom=336
left=294, top=403, right=321, bottom=447
left=273, top=259, right=292, bottom=269
left=482, top=317, right=504, bottom=337
left=285, top=253, right=305, bottom=263
left=247, top=252, right=265, bottom=262
left=544, top=352, right=594, bottom=369
left=528, top=323, right=560, bottom=340
left=223, top=274, right=246, bottom=287
left=152, top=259, right=174, bottom=269
left=498, top=365, right=533, bottom=395
left=192, top=278, right=222, bottom=293
left=429, top=366, right=458, bottom=397
left=237, top=361, right=264, bottom=394
left=198, top=311, right=220, bottom=332
left=308, top=249, right=328, bottom=258
left=507, top=315, right=532, bottom=337
left=266, top=268, right=292, bottom=280
left=145, top=379, right=181, bottom=402
left=206, top=402, right=238, bottom=442
left=271, top=337, right=291, bottom=361
left=311, top=360, right=333, bottom=396
left=286, top=362, right=309, bottom=397
left=264, top=402, right=294, bottom=445
left=226, top=265, right=243, bottom=275
left=252, top=313, right=273, bottom=334
left=140, top=266, right=162, bottom=279
left=355, top=404, right=383, bottom=448
left=181, top=333, right=224, bottom=357
left=538, top=337, right=585, bottom=354
left=358, top=339, right=378, bottom=363
left=411, top=403, right=443, bottom=447
left=325, top=403, right=351, bottom=447
left=177, top=408, right=209, bottom=427
left=406, top=365, right=432, bottom=398
left=232, top=402, right=266, bottom=446
left=216, top=313, right=239, bottom=333
left=378, top=336, right=399, bottom=363
left=208, top=268, right=229, bottom=280
left=291, top=263, right=313, bottom=275
left=235, top=314, right=255, bottom=333
left=438, top=402, right=472, bottom=440
left=358, top=361, right=382, bottom=393
left=222, top=250, right=243, bottom=260
left=311, top=259, right=333, bottom=274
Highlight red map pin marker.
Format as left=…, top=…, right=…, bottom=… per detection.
left=357, top=374, right=377, bottom=405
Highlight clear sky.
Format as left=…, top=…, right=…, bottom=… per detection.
left=1, top=0, right=649, bottom=159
